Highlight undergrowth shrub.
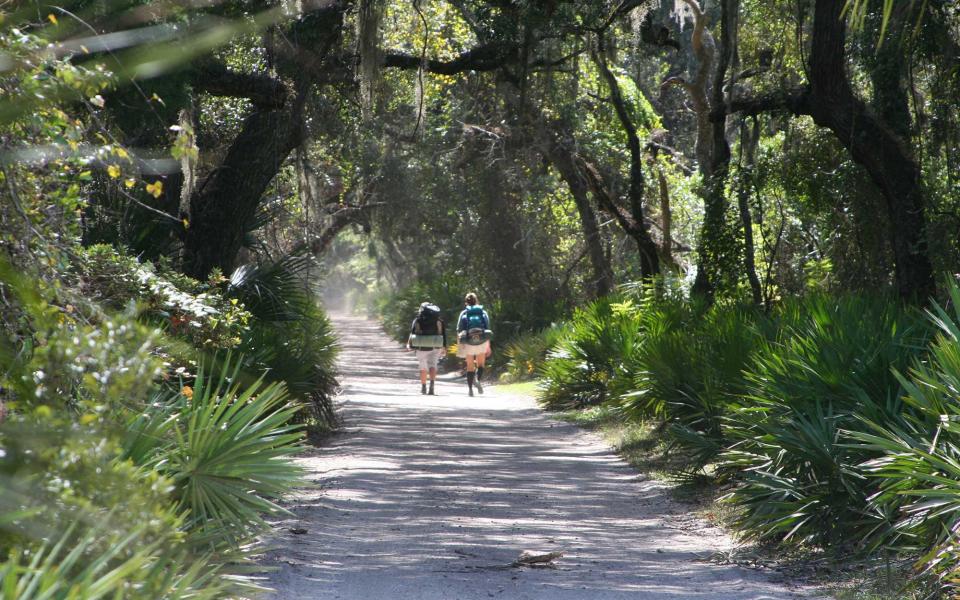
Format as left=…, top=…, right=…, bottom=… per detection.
left=0, top=27, right=318, bottom=597
left=622, top=302, right=765, bottom=470
left=230, top=256, right=340, bottom=430
left=536, top=285, right=960, bottom=590
left=720, top=295, right=929, bottom=548
left=503, top=324, right=569, bottom=382
left=0, top=258, right=306, bottom=597
left=124, top=357, right=304, bottom=550
left=539, top=297, right=645, bottom=410
left=78, top=244, right=251, bottom=350
left=849, top=281, right=960, bottom=590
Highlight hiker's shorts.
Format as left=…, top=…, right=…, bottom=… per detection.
left=456, top=340, right=490, bottom=358
left=417, top=348, right=442, bottom=370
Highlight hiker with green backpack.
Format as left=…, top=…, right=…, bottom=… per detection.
left=456, top=292, right=492, bottom=396
left=406, top=302, right=447, bottom=395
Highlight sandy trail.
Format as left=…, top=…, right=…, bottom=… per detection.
left=259, top=314, right=818, bottom=599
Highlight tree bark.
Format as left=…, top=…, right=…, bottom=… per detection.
left=181, top=3, right=348, bottom=279
left=804, top=0, right=933, bottom=301
left=544, top=134, right=615, bottom=297
left=182, top=100, right=306, bottom=278
left=670, top=0, right=737, bottom=299
left=592, top=33, right=660, bottom=278
left=725, top=0, right=935, bottom=301
left=737, top=116, right=762, bottom=305
left=191, top=61, right=288, bottom=108
left=655, top=165, right=675, bottom=268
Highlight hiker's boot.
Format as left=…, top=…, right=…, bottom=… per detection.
left=421, top=383, right=427, bottom=395
left=475, top=367, right=484, bottom=394
left=428, top=381, right=435, bottom=395
left=466, top=371, right=475, bottom=397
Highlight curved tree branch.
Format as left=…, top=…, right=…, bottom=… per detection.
left=592, top=32, right=659, bottom=277
left=383, top=42, right=519, bottom=74
left=191, top=60, right=288, bottom=108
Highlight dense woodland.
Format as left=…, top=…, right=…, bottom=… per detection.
left=2, top=0, right=960, bottom=597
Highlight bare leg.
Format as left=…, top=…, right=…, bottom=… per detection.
left=428, top=367, right=437, bottom=395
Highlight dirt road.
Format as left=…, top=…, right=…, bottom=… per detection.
left=259, top=314, right=817, bottom=599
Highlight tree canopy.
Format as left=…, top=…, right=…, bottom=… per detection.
left=3, top=0, right=960, bottom=595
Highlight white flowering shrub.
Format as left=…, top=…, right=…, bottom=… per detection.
left=77, top=244, right=251, bottom=350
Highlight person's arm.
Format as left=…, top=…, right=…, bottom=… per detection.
left=441, top=320, right=448, bottom=347
left=407, top=318, right=417, bottom=350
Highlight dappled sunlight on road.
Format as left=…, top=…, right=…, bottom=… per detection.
left=259, top=315, right=814, bottom=599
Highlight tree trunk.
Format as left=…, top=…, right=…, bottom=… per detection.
left=546, top=137, right=615, bottom=297
left=593, top=33, right=660, bottom=278
left=688, top=0, right=737, bottom=299
left=806, top=0, right=934, bottom=301
left=655, top=165, right=675, bottom=268
left=180, top=2, right=348, bottom=279
left=182, top=103, right=304, bottom=279
left=737, top=116, right=762, bottom=305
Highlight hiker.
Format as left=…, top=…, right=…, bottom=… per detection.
left=456, top=292, right=492, bottom=396
left=406, top=302, right=447, bottom=395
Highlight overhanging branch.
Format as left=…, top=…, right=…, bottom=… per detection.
left=724, top=87, right=810, bottom=119
left=383, top=42, right=518, bottom=74
left=191, top=61, right=287, bottom=108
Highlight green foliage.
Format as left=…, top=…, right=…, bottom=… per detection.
left=537, top=287, right=762, bottom=469
left=124, top=357, right=304, bottom=549
left=229, top=255, right=340, bottom=428
left=1, top=258, right=306, bottom=596
left=623, top=302, right=764, bottom=469
left=77, top=245, right=251, bottom=350
left=538, top=286, right=960, bottom=589
left=0, top=520, right=227, bottom=600
left=539, top=296, right=645, bottom=410
left=849, top=280, right=960, bottom=588
left=720, top=296, right=928, bottom=548
left=503, top=324, right=570, bottom=382
left=242, top=305, right=340, bottom=429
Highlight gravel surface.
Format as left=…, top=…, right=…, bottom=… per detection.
left=258, top=314, right=821, bottom=599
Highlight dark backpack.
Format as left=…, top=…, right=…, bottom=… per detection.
left=415, top=304, right=441, bottom=335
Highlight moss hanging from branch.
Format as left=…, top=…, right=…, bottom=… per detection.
left=357, top=0, right=384, bottom=120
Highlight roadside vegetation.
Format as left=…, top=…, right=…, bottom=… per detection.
left=4, top=0, right=960, bottom=598
left=0, top=13, right=336, bottom=598
left=499, top=286, right=960, bottom=597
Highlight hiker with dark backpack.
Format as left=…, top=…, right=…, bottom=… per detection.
left=406, top=302, right=447, bottom=395
left=456, top=292, right=492, bottom=396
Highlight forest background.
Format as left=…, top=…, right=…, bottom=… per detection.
left=2, top=0, right=960, bottom=598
